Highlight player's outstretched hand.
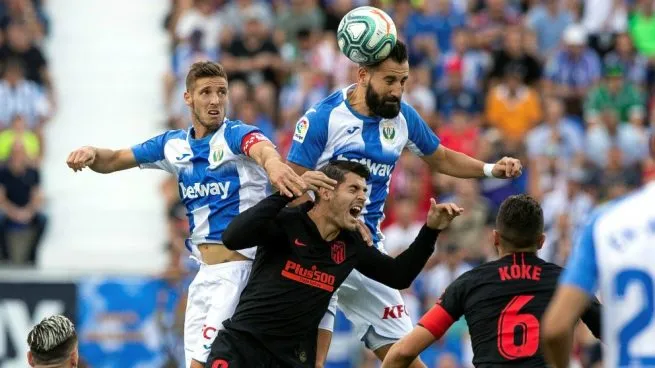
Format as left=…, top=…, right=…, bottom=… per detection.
left=426, top=198, right=463, bottom=230
left=491, top=156, right=523, bottom=179
left=67, top=146, right=96, bottom=172
left=266, top=159, right=308, bottom=198
left=300, top=171, right=337, bottom=193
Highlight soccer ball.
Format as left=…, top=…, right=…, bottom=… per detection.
left=337, top=6, right=397, bottom=65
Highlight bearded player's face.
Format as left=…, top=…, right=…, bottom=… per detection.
left=185, top=76, right=228, bottom=131
left=365, top=59, right=409, bottom=119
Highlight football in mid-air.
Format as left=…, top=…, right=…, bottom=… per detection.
left=337, top=6, right=397, bottom=65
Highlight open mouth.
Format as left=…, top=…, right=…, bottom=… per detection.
left=349, top=205, right=362, bottom=218
left=208, top=110, right=221, bottom=117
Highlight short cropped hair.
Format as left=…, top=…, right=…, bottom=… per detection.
left=185, top=61, right=228, bottom=91
left=314, top=161, right=370, bottom=203
left=28, top=315, right=77, bottom=365
left=364, top=40, right=409, bottom=69
left=496, top=194, right=544, bottom=249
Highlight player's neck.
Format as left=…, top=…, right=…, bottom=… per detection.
left=307, top=207, right=341, bottom=242
left=191, top=122, right=219, bottom=139
left=499, top=249, right=538, bottom=258
left=347, top=85, right=374, bottom=117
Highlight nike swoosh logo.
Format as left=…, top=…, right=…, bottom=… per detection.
left=346, top=127, right=360, bottom=134
left=294, top=239, right=307, bottom=247
left=306, top=108, right=317, bottom=114
left=175, top=153, right=191, bottom=161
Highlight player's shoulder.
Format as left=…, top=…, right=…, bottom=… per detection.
left=162, top=128, right=188, bottom=140
left=304, top=88, right=347, bottom=123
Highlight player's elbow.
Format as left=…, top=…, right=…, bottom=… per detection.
left=382, top=342, right=417, bottom=368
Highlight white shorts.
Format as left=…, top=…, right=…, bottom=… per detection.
left=334, top=267, right=414, bottom=351
left=184, top=259, right=252, bottom=367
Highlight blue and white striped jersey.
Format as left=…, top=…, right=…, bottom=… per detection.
left=561, top=182, right=655, bottom=368
left=287, top=86, right=440, bottom=246
left=131, top=119, right=270, bottom=259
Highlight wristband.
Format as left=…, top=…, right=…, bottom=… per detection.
left=483, top=163, right=495, bottom=178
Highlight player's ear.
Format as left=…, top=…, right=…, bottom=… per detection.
left=71, top=343, right=79, bottom=366
left=536, top=233, right=546, bottom=250
left=183, top=89, right=193, bottom=106
left=358, top=66, right=369, bottom=86
left=318, top=186, right=333, bottom=202
left=492, top=229, right=500, bottom=247
left=27, top=351, right=35, bottom=367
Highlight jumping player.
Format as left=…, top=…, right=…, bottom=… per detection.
left=66, top=61, right=312, bottom=368
left=286, top=40, right=522, bottom=365
left=382, top=194, right=602, bottom=368
left=205, top=161, right=463, bottom=367
left=542, top=135, right=655, bottom=368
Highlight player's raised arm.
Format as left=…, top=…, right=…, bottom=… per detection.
left=66, top=146, right=137, bottom=174
left=355, top=199, right=462, bottom=289
left=222, top=170, right=336, bottom=250
left=424, top=145, right=523, bottom=179
left=245, top=135, right=307, bottom=198
left=67, top=130, right=181, bottom=174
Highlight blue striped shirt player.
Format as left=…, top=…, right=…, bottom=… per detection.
left=131, top=119, right=269, bottom=259
left=286, top=40, right=524, bottom=367
left=66, top=61, right=309, bottom=368
left=543, top=136, right=655, bottom=368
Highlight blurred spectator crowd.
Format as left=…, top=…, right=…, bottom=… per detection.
left=160, top=0, right=655, bottom=366
left=0, top=0, right=52, bottom=266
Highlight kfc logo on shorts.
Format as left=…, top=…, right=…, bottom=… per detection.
left=331, top=241, right=346, bottom=264
left=202, top=324, right=217, bottom=349
left=382, top=304, right=409, bottom=319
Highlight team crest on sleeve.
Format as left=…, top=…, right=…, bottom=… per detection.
left=293, top=117, right=310, bottom=143
left=331, top=241, right=346, bottom=264
left=380, top=120, right=396, bottom=143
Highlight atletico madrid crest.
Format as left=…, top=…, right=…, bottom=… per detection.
left=331, top=241, right=346, bottom=264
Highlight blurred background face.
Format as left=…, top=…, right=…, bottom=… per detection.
left=7, top=22, right=30, bottom=50
left=567, top=43, right=584, bottom=57
left=244, top=18, right=265, bottom=38
left=9, top=141, right=28, bottom=168
left=451, top=30, right=468, bottom=53
left=601, top=109, right=619, bottom=130
left=545, top=98, right=564, bottom=123
left=606, top=75, right=624, bottom=92
left=504, top=28, right=522, bottom=54
left=393, top=198, right=417, bottom=226
left=615, top=33, right=633, bottom=54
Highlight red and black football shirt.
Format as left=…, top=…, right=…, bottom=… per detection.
left=219, top=193, right=440, bottom=367
left=419, top=252, right=601, bottom=367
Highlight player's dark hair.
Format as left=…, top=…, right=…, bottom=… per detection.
left=314, top=161, right=370, bottom=204
left=28, top=315, right=77, bottom=365
left=496, top=194, right=544, bottom=250
left=320, top=160, right=370, bottom=184
left=364, top=40, right=408, bottom=69
left=185, top=61, right=228, bottom=91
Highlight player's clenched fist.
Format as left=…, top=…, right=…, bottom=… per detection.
left=492, top=156, right=522, bottom=179
left=426, top=198, right=463, bottom=230
left=66, top=146, right=96, bottom=172
left=264, top=159, right=308, bottom=198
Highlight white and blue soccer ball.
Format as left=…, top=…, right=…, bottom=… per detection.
left=337, top=6, right=397, bottom=65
